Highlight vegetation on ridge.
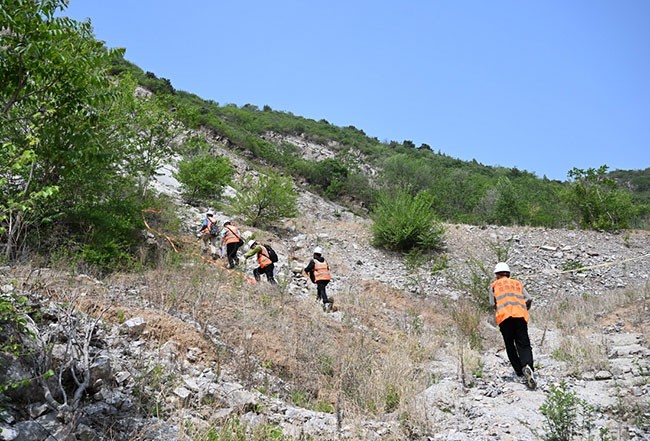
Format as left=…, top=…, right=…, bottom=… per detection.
left=113, top=60, right=648, bottom=233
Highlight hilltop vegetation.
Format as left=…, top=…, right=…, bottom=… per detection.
left=610, top=167, right=650, bottom=204
left=114, top=58, right=649, bottom=231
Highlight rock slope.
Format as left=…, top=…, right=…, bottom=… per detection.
left=1, top=134, right=649, bottom=440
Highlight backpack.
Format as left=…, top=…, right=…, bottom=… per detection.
left=209, top=222, right=220, bottom=237
left=263, top=244, right=279, bottom=263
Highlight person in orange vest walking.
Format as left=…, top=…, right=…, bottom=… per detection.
left=304, top=247, right=333, bottom=312
left=220, top=221, right=243, bottom=269
left=489, top=262, right=536, bottom=389
left=244, top=240, right=277, bottom=284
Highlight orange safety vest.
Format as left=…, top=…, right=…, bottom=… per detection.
left=257, top=245, right=273, bottom=268
left=491, top=277, right=529, bottom=325
left=314, top=260, right=331, bottom=282
left=223, top=226, right=241, bottom=244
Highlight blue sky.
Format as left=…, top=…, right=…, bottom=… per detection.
left=64, top=0, right=649, bottom=181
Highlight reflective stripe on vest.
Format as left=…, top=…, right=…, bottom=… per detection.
left=257, top=245, right=272, bottom=268
left=491, top=277, right=528, bottom=325
left=224, top=226, right=240, bottom=244
left=314, top=260, right=331, bottom=282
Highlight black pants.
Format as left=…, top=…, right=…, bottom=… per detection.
left=499, top=317, right=534, bottom=375
left=316, top=280, right=330, bottom=304
left=226, top=242, right=240, bottom=268
left=253, top=264, right=276, bottom=284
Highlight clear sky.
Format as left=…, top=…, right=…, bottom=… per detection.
left=64, top=0, right=649, bottom=181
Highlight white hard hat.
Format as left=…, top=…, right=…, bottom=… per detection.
left=206, top=210, right=214, bottom=216
left=313, top=246, right=323, bottom=255
left=248, top=240, right=257, bottom=249
left=494, top=262, right=511, bottom=274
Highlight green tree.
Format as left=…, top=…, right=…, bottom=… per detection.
left=518, top=176, right=570, bottom=227
left=434, top=169, right=489, bottom=223
left=402, top=140, right=416, bottom=149
left=488, top=176, right=527, bottom=225
left=371, top=188, right=445, bottom=252
left=232, top=172, right=298, bottom=228
left=0, top=1, right=179, bottom=271
left=175, top=154, right=233, bottom=202
left=564, top=166, right=635, bottom=231
left=0, top=0, right=130, bottom=260
left=121, top=91, right=186, bottom=197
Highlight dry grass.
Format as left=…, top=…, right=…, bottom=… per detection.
left=122, top=262, right=449, bottom=422
left=16, top=250, right=648, bottom=436
left=450, top=297, right=483, bottom=351
left=539, top=281, right=649, bottom=332
left=64, top=258, right=451, bottom=427
left=550, top=332, right=610, bottom=376
left=537, top=281, right=649, bottom=376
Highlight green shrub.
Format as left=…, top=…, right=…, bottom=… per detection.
left=289, top=389, right=311, bottom=408
left=175, top=153, right=233, bottom=202
left=340, top=171, right=375, bottom=208
left=384, top=384, right=400, bottom=412
left=561, top=260, right=584, bottom=273
left=449, top=238, right=510, bottom=311
left=381, top=153, right=436, bottom=194
left=44, top=190, right=181, bottom=274
left=317, top=353, right=335, bottom=377
left=0, top=293, right=32, bottom=405
left=0, top=294, right=29, bottom=357
left=371, top=189, right=444, bottom=252
left=51, top=181, right=146, bottom=273
left=564, top=166, right=636, bottom=231
left=232, top=172, right=298, bottom=228
left=199, top=418, right=286, bottom=440
left=313, top=400, right=335, bottom=413
left=539, top=381, right=610, bottom=441
left=302, top=158, right=349, bottom=196
left=490, top=176, right=527, bottom=225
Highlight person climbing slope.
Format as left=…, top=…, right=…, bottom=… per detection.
left=243, top=240, right=277, bottom=284
left=220, top=221, right=243, bottom=269
left=197, top=210, right=219, bottom=260
left=303, top=246, right=333, bottom=312
left=488, top=262, right=537, bottom=389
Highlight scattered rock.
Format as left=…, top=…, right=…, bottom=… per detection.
left=595, top=370, right=613, bottom=380
left=121, top=317, right=146, bottom=336
left=173, top=386, right=191, bottom=400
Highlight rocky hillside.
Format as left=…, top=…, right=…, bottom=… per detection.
left=1, top=133, right=649, bottom=441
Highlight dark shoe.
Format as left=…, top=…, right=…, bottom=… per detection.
left=212, top=254, right=218, bottom=260
left=523, top=365, right=536, bottom=390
